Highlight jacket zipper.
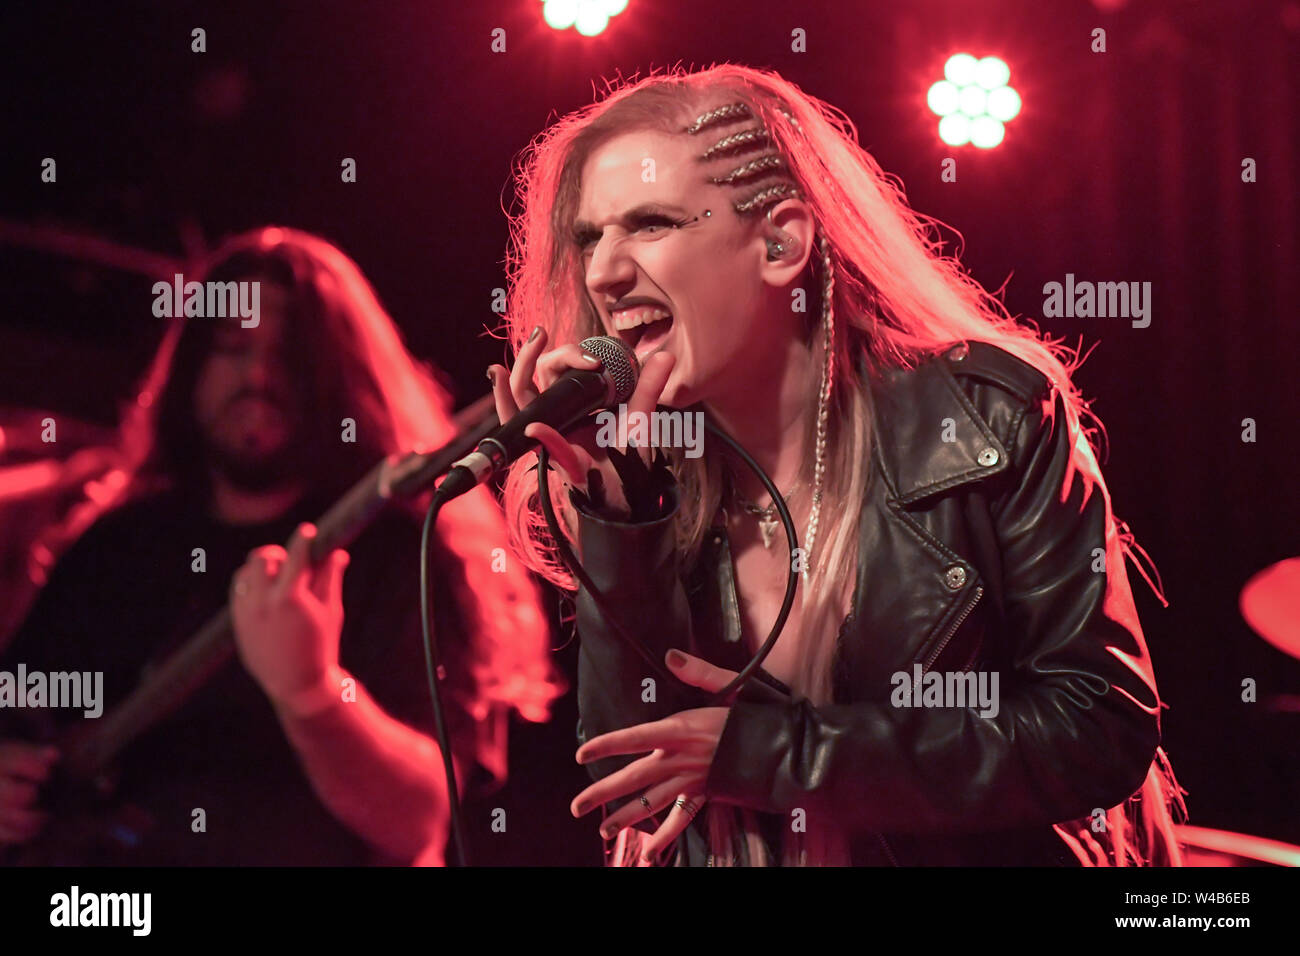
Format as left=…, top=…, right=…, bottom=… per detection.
left=714, top=533, right=980, bottom=867
left=921, top=585, right=984, bottom=672
left=875, top=586, right=984, bottom=867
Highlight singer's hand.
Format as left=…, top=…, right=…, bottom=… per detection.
left=488, top=327, right=676, bottom=510
left=570, top=649, right=735, bottom=864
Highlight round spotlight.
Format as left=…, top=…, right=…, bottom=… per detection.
left=986, top=86, right=1022, bottom=122
left=543, top=0, right=579, bottom=29
left=957, top=85, right=988, bottom=117
left=574, top=0, right=609, bottom=35
left=927, top=80, right=961, bottom=116
left=938, top=113, right=972, bottom=146
left=970, top=116, right=1006, bottom=148
left=974, top=56, right=1011, bottom=90
left=943, top=53, right=979, bottom=86
left=574, top=12, right=608, bottom=34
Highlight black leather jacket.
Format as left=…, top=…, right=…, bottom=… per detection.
left=570, top=341, right=1164, bottom=866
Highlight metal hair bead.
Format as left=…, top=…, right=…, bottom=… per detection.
left=683, top=102, right=754, bottom=135
left=700, top=127, right=771, bottom=161
left=709, top=154, right=786, bottom=186
left=734, top=182, right=802, bottom=215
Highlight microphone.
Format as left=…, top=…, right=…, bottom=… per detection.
left=433, top=335, right=639, bottom=503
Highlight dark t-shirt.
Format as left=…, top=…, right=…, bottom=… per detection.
left=0, top=488, right=479, bottom=866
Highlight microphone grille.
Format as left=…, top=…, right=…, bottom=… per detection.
left=579, top=335, right=640, bottom=404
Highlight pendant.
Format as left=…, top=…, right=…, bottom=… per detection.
left=758, top=514, right=778, bottom=549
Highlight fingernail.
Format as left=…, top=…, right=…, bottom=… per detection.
left=667, top=649, right=687, bottom=668
left=528, top=326, right=541, bottom=343
left=582, top=354, right=600, bottom=364
left=486, top=367, right=496, bottom=386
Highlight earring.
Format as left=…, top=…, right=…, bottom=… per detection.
left=764, top=206, right=799, bottom=262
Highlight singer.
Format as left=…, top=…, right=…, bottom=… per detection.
left=488, top=63, right=1186, bottom=866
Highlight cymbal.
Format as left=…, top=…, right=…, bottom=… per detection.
left=1240, top=557, right=1300, bottom=659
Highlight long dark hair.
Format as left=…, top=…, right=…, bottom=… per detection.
left=100, top=227, right=564, bottom=754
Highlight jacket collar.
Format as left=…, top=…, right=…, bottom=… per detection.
left=864, top=350, right=1010, bottom=506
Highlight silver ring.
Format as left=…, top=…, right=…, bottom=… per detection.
left=675, top=797, right=700, bottom=819
left=639, top=795, right=653, bottom=812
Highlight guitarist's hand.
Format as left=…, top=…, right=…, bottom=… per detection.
left=229, top=522, right=350, bottom=713
left=0, top=740, right=58, bottom=846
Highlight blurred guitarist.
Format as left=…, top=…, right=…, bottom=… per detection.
left=0, top=227, right=561, bottom=865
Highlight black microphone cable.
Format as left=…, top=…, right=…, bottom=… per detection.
left=417, top=492, right=471, bottom=867
left=536, top=408, right=801, bottom=708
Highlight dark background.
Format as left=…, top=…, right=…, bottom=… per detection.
left=1, top=0, right=1297, bottom=864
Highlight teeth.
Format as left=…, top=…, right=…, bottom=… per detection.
left=612, top=306, right=672, bottom=331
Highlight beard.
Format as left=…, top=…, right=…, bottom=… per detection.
left=202, top=434, right=301, bottom=491
left=206, top=442, right=297, bottom=489
left=198, top=399, right=305, bottom=492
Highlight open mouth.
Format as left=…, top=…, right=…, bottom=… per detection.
left=613, top=309, right=675, bottom=363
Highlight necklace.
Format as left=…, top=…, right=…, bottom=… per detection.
left=732, top=480, right=804, bottom=550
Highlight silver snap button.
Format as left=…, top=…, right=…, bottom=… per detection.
left=944, top=565, right=967, bottom=589
left=948, top=342, right=969, bottom=361
left=977, top=447, right=999, bottom=467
